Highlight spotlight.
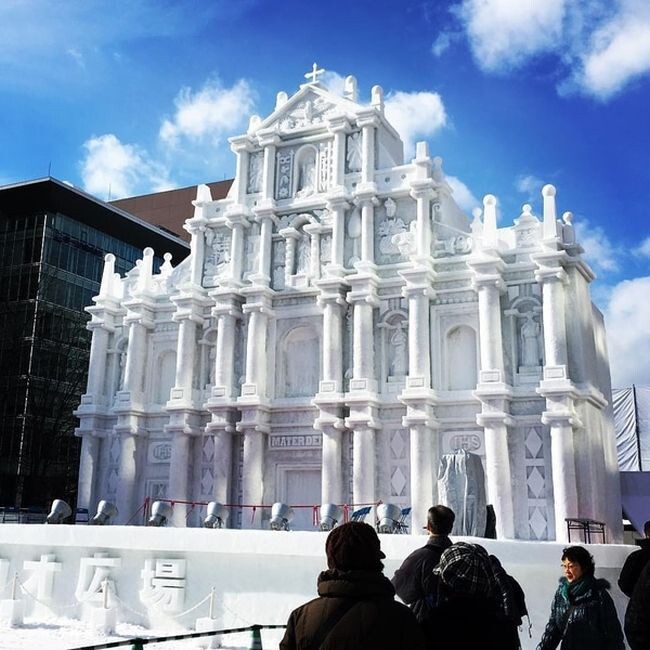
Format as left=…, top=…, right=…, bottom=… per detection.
left=147, top=501, right=173, bottom=527
left=46, top=499, right=72, bottom=524
left=319, top=503, right=343, bottom=531
left=269, top=502, right=294, bottom=531
left=89, top=500, right=118, bottom=525
left=376, top=503, right=402, bottom=534
left=204, top=502, right=228, bottom=529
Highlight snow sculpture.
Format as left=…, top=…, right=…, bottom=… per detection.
left=75, top=553, right=121, bottom=604
left=346, top=132, right=362, bottom=172
left=0, top=559, right=8, bottom=591
left=520, top=312, right=542, bottom=368
left=389, top=328, right=408, bottom=377
left=438, top=449, right=487, bottom=537
left=23, top=554, right=62, bottom=617
left=139, top=559, right=186, bottom=613
left=75, top=66, right=622, bottom=544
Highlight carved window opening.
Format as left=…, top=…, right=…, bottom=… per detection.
left=108, top=337, right=128, bottom=398
left=155, top=350, right=177, bottom=405
left=379, top=311, right=408, bottom=389
left=294, top=145, right=318, bottom=198
left=199, top=327, right=218, bottom=391
left=445, top=325, right=478, bottom=390
left=279, top=325, right=320, bottom=398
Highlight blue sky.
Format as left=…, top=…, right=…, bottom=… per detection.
left=1, top=0, right=649, bottom=386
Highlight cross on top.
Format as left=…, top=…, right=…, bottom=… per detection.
left=304, top=63, right=325, bottom=85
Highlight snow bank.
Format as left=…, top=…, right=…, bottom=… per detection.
left=0, top=525, right=636, bottom=649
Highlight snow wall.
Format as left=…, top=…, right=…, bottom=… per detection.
left=0, top=525, right=637, bottom=650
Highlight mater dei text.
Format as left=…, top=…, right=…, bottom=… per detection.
left=74, top=69, right=621, bottom=542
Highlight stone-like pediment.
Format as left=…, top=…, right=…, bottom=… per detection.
left=257, top=85, right=359, bottom=136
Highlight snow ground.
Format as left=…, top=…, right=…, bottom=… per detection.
left=0, top=617, right=285, bottom=650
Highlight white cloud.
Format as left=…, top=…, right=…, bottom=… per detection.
left=384, top=91, right=447, bottom=158
left=515, top=174, right=544, bottom=203
left=80, top=134, right=171, bottom=200
left=580, top=8, right=650, bottom=99
left=453, top=0, right=650, bottom=100
left=160, top=79, right=255, bottom=147
left=635, top=237, right=650, bottom=257
left=320, top=71, right=347, bottom=97
left=604, top=276, right=650, bottom=386
left=574, top=218, right=620, bottom=273
left=431, top=32, right=454, bottom=57
left=446, top=175, right=480, bottom=213
left=66, top=47, right=85, bottom=69
left=457, top=0, right=566, bottom=71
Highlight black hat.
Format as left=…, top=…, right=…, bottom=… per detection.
left=325, top=521, right=386, bottom=572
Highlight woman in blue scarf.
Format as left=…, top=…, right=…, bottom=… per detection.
left=538, top=546, right=624, bottom=649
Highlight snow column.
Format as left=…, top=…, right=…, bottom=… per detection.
left=316, top=280, right=347, bottom=505
left=77, top=254, right=115, bottom=512
left=540, top=273, right=577, bottom=543
left=167, top=313, right=198, bottom=525
left=115, top=313, right=148, bottom=524
left=534, top=184, right=579, bottom=543
left=77, top=319, right=108, bottom=512
left=470, top=196, right=515, bottom=539
left=475, top=278, right=515, bottom=538
left=315, top=191, right=350, bottom=506
left=205, top=294, right=241, bottom=506
left=400, top=180, right=436, bottom=533
left=239, top=287, right=274, bottom=528
left=166, top=219, right=207, bottom=526
left=346, top=109, right=381, bottom=511
left=405, top=280, right=434, bottom=533
left=347, top=195, right=380, bottom=509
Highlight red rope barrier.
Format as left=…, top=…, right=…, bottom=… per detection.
left=134, top=498, right=383, bottom=526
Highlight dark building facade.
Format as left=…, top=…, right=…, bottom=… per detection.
left=111, top=179, right=233, bottom=242
left=0, top=178, right=189, bottom=510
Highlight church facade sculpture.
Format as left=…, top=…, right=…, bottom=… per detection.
left=75, top=68, right=621, bottom=542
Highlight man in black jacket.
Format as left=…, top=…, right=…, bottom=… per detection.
left=618, top=520, right=650, bottom=597
left=625, top=559, right=650, bottom=649
left=391, top=505, right=455, bottom=624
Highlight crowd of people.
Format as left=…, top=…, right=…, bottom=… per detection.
left=279, top=508, right=650, bottom=650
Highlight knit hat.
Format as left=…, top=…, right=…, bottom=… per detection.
left=325, top=521, right=386, bottom=572
left=433, top=542, right=493, bottom=596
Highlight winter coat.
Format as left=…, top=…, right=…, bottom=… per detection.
left=624, top=559, right=650, bottom=650
left=391, top=535, right=452, bottom=623
left=425, top=591, right=520, bottom=650
left=537, top=576, right=624, bottom=650
left=279, top=569, right=425, bottom=650
left=618, top=538, right=650, bottom=597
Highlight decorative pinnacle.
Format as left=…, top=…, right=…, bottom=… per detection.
left=542, top=184, right=556, bottom=197
left=562, top=211, right=573, bottom=224
left=522, top=204, right=532, bottom=215
left=304, top=63, right=325, bottom=85
left=483, top=194, right=497, bottom=206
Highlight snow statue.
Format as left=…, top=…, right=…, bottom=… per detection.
left=389, top=328, right=408, bottom=377
left=247, top=152, right=263, bottom=194
left=438, top=449, right=487, bottom=537
left=296, top=154, right=316, bottom=197
left=346, top=132, right=362, bottom=172
left=76, top=67, right=621, bottom=544
left=520, top=312, right=541, bottom=368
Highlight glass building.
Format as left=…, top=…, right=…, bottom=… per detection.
left=0, top=178, right=189, bottom=511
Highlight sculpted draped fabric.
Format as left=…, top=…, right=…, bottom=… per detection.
left=437, top=449, right=487, bottom=537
